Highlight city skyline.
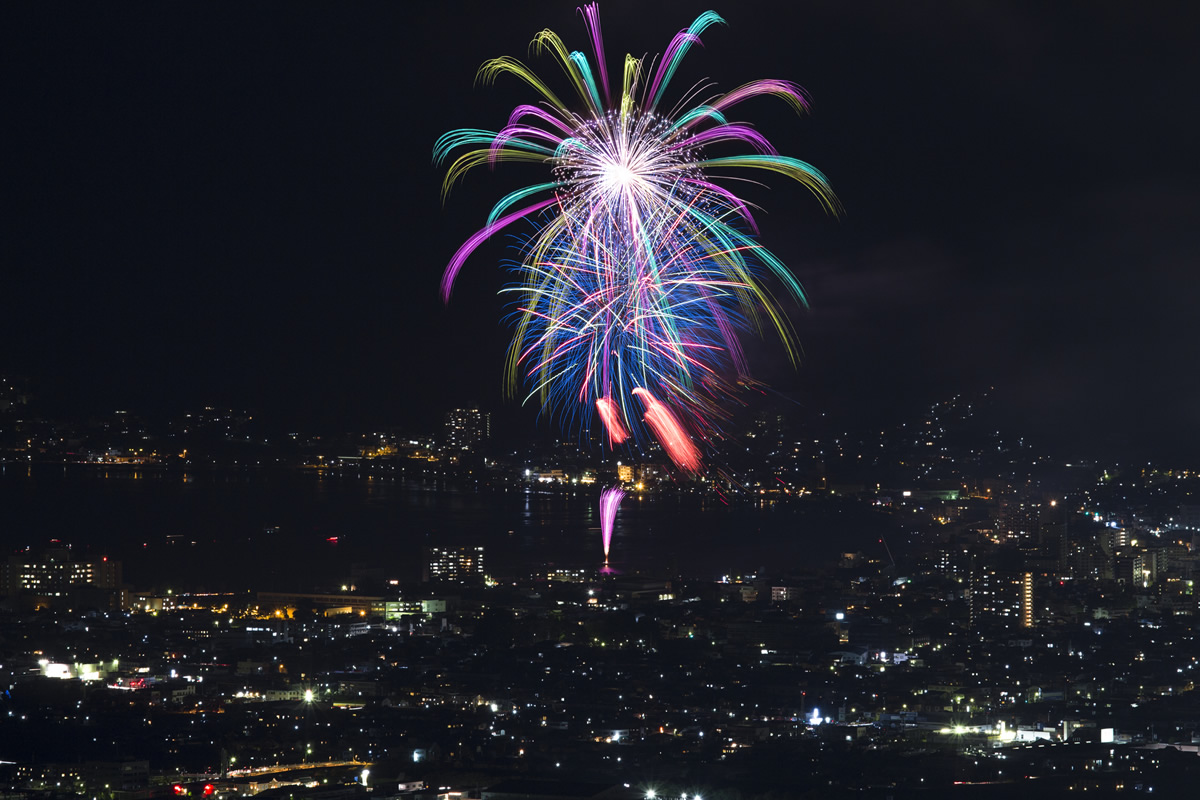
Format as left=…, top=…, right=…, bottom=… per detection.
left=4, top=435, right=1200, bottom=797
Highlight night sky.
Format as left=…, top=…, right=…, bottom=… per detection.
left=3, top=1, right=1198, bottom=459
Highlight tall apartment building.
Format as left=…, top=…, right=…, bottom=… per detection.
left=422, top=545, right=485, bottom=583
left=443, top=408, right=491, bottom=452
left=996, top=495, right=1042, bottom=551
left=969, top=566, right=1034, bottom=628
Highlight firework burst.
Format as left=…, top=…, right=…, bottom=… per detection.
left=436, top=4, right=838, bottom=470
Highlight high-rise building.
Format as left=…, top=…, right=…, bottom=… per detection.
left=1132, top=549, right=1169, bottom=588
left=969, top=566, right=1034, bottom=628
left=997, top=495, right=1041, bottom=551
left=1099, top=527, right=1130, bottom=556
left=1019, top=571, right=1034, bottom=628
left=933, top=543, right=974, bottom=581
left=1066, top=539, right=1111, bottom=581
left=423, top=545, right=485, bottom=583
left=444, top=407, right=491, bottom=452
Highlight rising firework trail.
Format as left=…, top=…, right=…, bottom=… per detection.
left=436, top=4, right=838, bottom=468
left=599, top=486, right=624, bottom=563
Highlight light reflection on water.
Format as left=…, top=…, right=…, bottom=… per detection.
left=0, top=464, right=901, bottom=590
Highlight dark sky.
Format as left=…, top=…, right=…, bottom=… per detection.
left=3, top=1, right=1198, bottom=459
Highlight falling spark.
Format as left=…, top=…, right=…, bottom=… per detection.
left=634, top=386, right=702, bottom=473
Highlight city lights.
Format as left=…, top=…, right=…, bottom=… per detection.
left=2, top=0, right=1194, bottom=796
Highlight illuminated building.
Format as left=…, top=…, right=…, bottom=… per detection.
left=770, top=586, right=801, bottom=602
left=546, top=568, right=587, bottom=583
left=384, top=599, right=424, bottom=620
left=423, top=545, right=485, bottom=583
left=1020, top=571, right=1034, bottom=628
left=969, top=566, right=1034, bottom=628
left=2, top=548, right=122, bottom=603
left=1066, top=539, right=1111, bottom=581
left=443, top=407, right=491, bottom=452
left=257, top=591, right=383, bottom=616
left=997, top=494, right=1041, bottom=551
left=1099, top=526, right=1130, bottom=555
left=933, top=544, right=973, bottom=580
left=1133, top=549, right=1164, bottom=588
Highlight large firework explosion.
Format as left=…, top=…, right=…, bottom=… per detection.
left=436, top=4, right=838, bottom=471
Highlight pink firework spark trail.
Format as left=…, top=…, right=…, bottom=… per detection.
left=595, top=397, right=629, bottom=446
left=632, top=387, right=703, bottom=474
left=599, top=486, right=624, bottom=562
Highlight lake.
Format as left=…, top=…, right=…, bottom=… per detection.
left=0, top=463, right=905, bottom=592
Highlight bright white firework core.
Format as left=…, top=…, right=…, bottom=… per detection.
left=557, top=111, right=693, bottom=208
left=600, top=158, right=639, bottom=193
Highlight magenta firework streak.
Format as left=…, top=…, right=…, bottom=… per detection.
left=435, top=4, right=838, bottom=466
left=599, top=486, right=624, bottom=562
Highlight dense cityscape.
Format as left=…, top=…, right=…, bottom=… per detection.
left=4, top=378, right=1200, bottom=799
